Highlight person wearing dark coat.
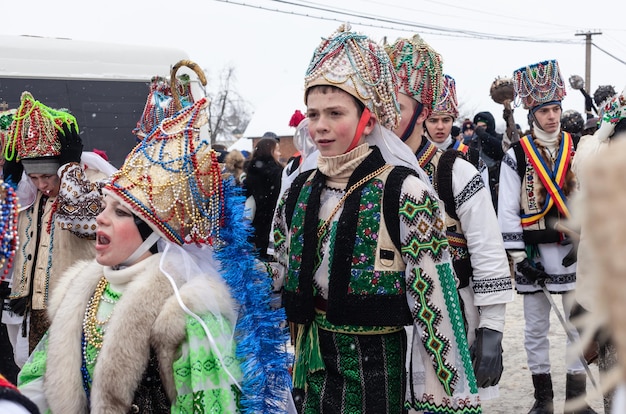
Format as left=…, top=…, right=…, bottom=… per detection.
left=244, top=138, right=283, bottom=260
left=473, top=111, right=504, bottom=209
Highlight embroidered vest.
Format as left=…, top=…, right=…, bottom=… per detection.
left=511, top=133, right=574, bottom=244
left=282, top=148, right=413, bottom=327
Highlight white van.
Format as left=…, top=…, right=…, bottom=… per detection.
left=0, top=35, right=190, bottom=167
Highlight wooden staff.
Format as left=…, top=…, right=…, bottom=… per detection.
left=490, top=76, right=519, bottom=151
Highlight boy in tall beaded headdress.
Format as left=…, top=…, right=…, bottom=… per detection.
left=386, top=34, right=513, bottom=408
left=424, top=75, right=483, bottom=171
left=272, top=24, right=480, bottom=414
left=17, top=97, right=291, bottom=414
left=3, top=92, right=116, bottom=363
left=498, top=59, right=596, bottom=414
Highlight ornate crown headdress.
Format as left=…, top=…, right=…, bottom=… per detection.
left=304, top=23, right=400, bottom=130
left=105, top=97, right=223, bottom=245
left=431, top=74, right=459, bottom=119
left=4, top=91, right=77, bottom=161
left=513, top=59, right=566, bottom=109
left=385, top=34, right=444, bottom=116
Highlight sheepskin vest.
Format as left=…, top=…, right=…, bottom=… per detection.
left=44, top=254, right=237, bottom=413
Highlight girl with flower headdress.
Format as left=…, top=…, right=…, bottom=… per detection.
left=16, top=98, right=291, bottom=413
left=272, top=24, right=480, bottom=413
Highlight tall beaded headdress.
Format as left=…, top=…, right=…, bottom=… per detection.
left=431, top=74, right=459, bottom=119
left=304, top=23, right=400, bottom=130
left=513, top=59, right=566, bottom=110
left=4, top=91, right=77, bottom=161
left=105, top=97, right=223, bottom=246
left=385, top=34, right=444, bottom=117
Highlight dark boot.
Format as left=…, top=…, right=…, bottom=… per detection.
left=529, top=373, right=554, bottom=414
left=564, top=373, right=598, bottom=414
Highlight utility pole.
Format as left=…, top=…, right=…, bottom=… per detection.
left=575, top=30, right=602, bottom=94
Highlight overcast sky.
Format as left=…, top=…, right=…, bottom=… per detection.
left=2, top=0, right=626, bottom=133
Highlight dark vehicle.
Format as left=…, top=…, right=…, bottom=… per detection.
left=0, top=35, right=189, bottom=167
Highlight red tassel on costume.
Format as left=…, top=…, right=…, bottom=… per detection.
left=289, top=110, right=306, bottom=127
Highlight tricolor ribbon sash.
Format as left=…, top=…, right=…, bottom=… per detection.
left=520, top=133, right=573, bottom=226
left=452, top=140, right=469, bottom=154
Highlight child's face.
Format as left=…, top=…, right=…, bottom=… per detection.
left=28, top=173, right=61, bottom=197
left=95, top=195, right=145, bottom=267
left=425, top=115, right=454, bottom=143
left=306, top=88, right=371, bottom=157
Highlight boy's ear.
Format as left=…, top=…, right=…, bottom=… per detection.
left=363, top=114, right=377, bottom=135
left=416, top=108, right=430, bottom=124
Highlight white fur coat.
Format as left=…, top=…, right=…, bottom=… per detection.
left=41, top=254, right=237, bottom=413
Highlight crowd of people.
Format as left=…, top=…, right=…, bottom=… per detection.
left=0, top=23, right=625, bottom=414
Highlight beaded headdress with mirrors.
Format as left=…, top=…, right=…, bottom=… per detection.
left=513, top=59, right=566, bottom=109
left=304, top=23, right=400, bottom=130
left=106, top=97, right=223, bottom=246
left=431, top=74, right=459, bottom=119
left=4, top=91, right=77, bottom=161
left=386, top=34, right=444, bottom=117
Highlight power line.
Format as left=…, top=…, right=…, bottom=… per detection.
left=421, top=0, right=580, bottom=31
left=213, top=0, right=581, bottom=44
left=593, top=42, right=626, bottom=65
left=268, top=0, right=581, bottom=42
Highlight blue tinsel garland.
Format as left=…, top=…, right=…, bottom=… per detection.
left=215, top=178, right=292, bottom=414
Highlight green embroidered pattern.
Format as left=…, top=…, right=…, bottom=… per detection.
left=350, top=179, right=406, bottom=296
left=399, top=193, right=448, bottom=263
left=273, top=196, right=287, bottom=253
left=304, top=325, right=405, bottom=414
left=407, top=266, right=457, bottom=394
left=171, top=314, right=242, bottom=413
left=17, top=335, right=48, bottom=387
left=423, top=162, right=437, bottom=185
left=285, top=181, right=314, bottom=292
left=406, top=399, right=482, bottom=414
left=316, top=311, right=399, bottom=334
left=437, top=262, right=479, bottom=394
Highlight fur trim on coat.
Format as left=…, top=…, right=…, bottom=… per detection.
left=44, top=253, right=237, bottom=413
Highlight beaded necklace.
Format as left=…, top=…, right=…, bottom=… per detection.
left=0, top=181, right=19, bottom=282
left=82, top=279, right=119, bottom=363
left=81, top=277, right=121, bottom=398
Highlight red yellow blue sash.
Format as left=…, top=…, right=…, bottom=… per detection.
left=452, top=140, right=469, bottom=154
left=416, top=139, right=439, bottom=169
left=519, top=133, right=573, bottom=226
